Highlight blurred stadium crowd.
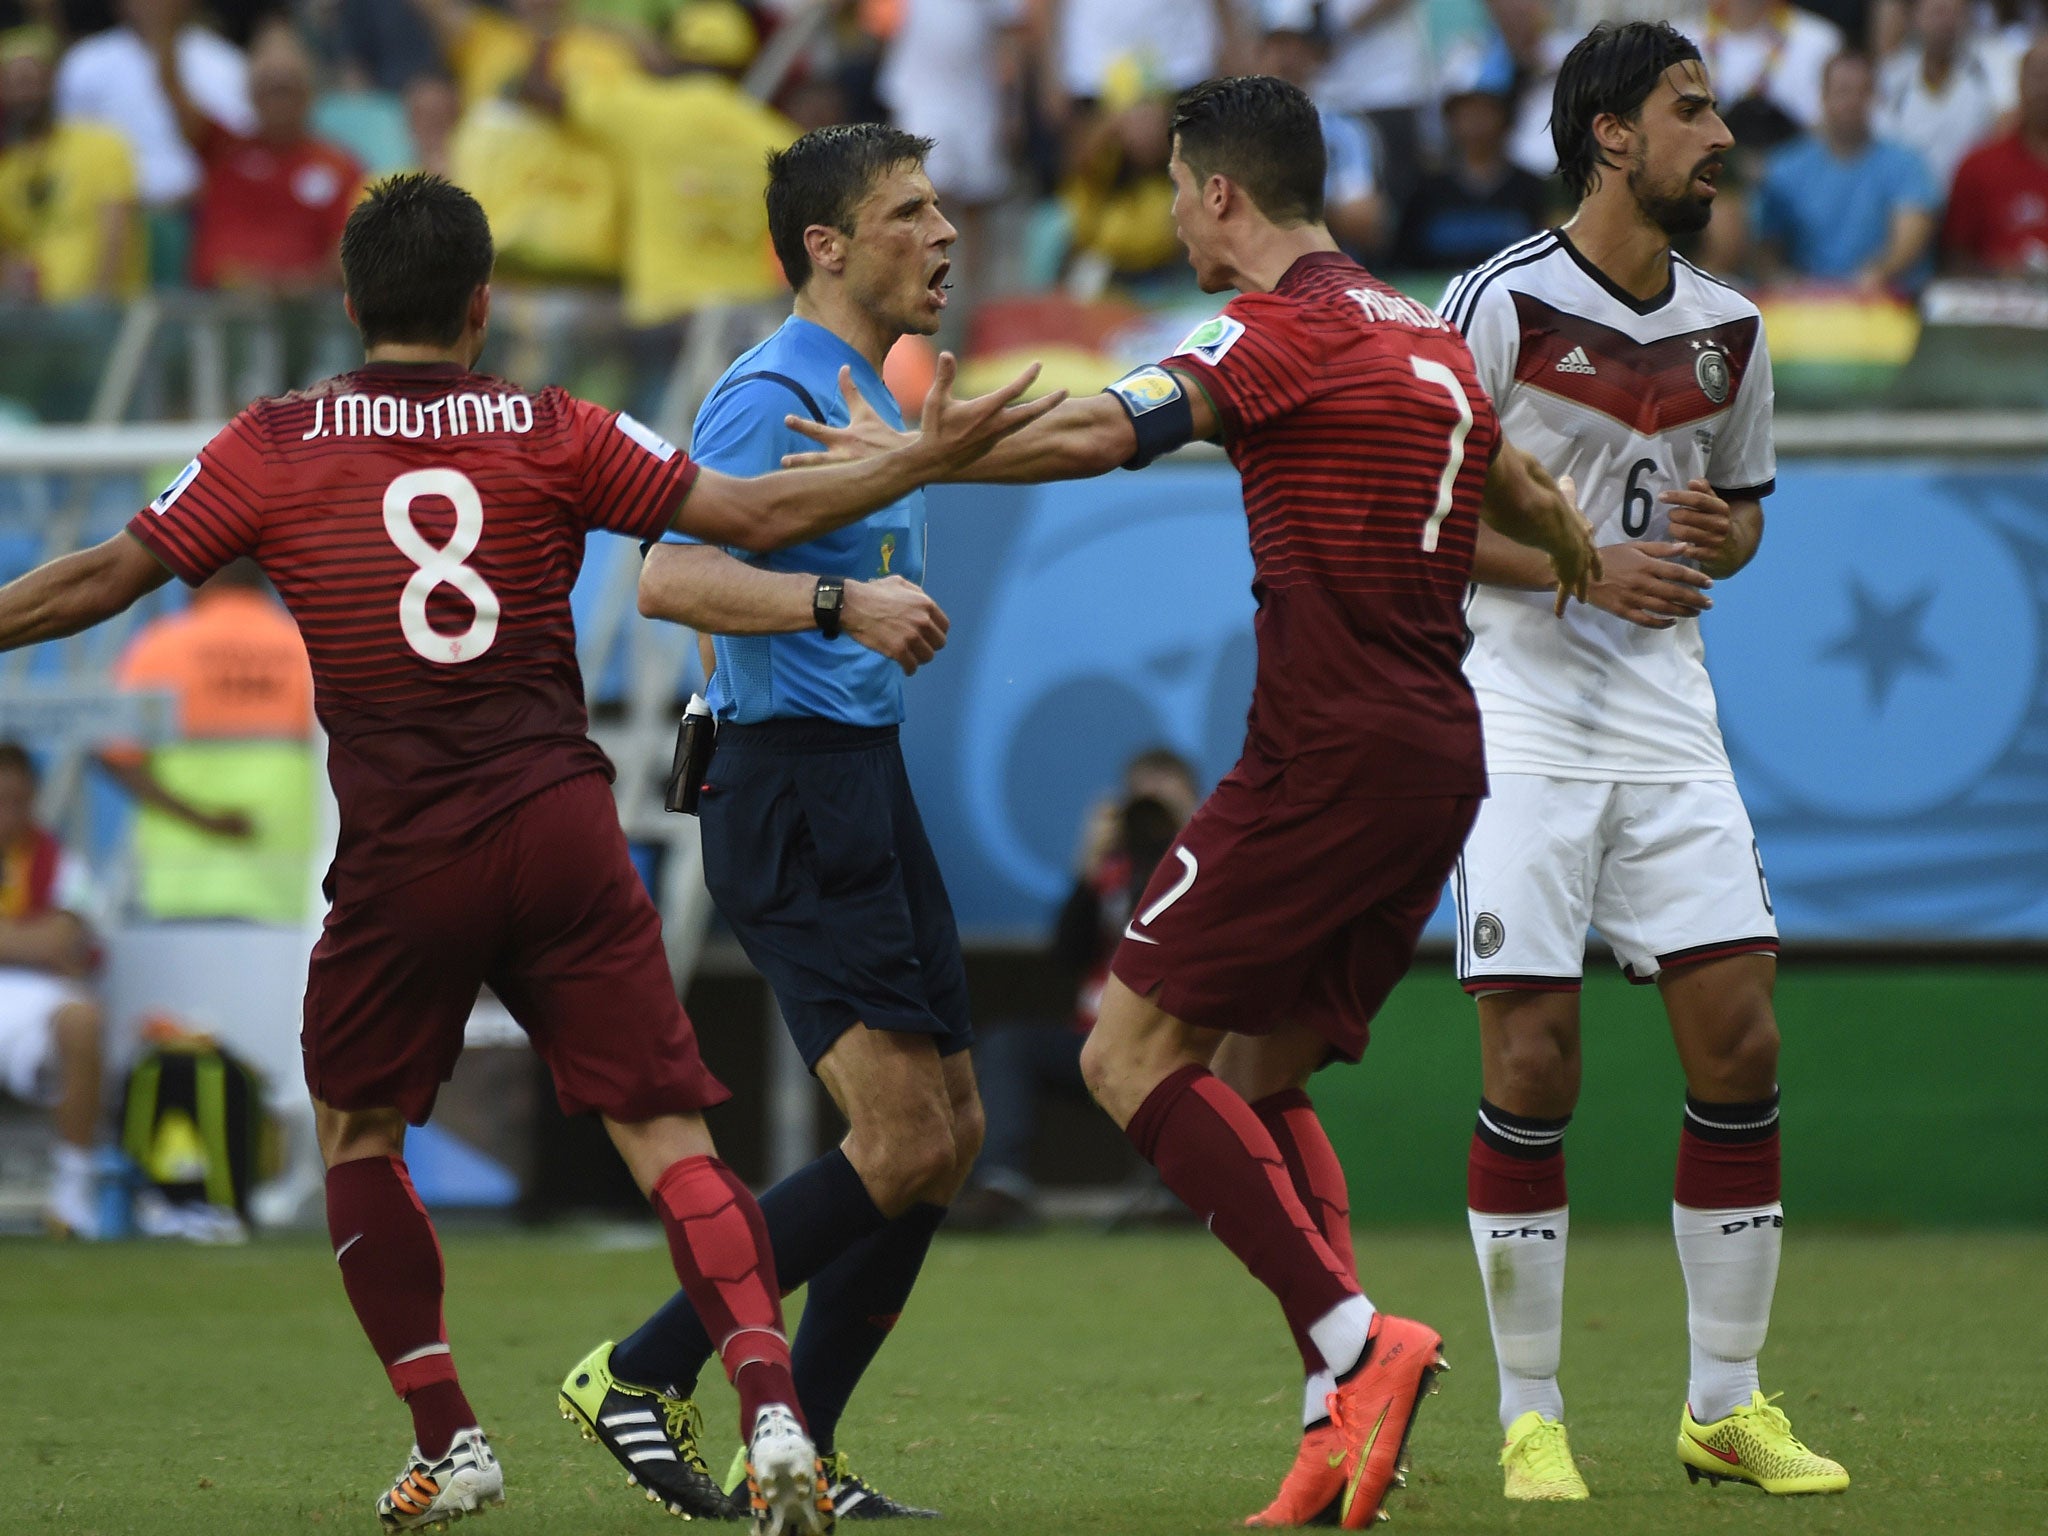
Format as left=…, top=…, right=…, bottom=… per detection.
left=0, top=0, right=2044, bottom=1242
left=0, top=0, right=2044, bottom=426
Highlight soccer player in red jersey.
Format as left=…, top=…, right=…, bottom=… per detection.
left=784, top=77, right=1599, bottom=1530
left=0, top=174, right=1053, bottom=1536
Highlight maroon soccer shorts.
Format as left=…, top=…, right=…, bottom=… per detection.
left=1111, top=761, right=1481, bottom=1061
left=302, top=772, right=728, bottom=1125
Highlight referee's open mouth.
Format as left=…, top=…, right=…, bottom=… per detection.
left=924, top=260, right=952, bottom=311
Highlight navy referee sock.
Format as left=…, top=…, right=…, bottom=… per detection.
left=792, top=1201, right=948, bottom=1454
left=612, top=1147, right=885, bottom=1397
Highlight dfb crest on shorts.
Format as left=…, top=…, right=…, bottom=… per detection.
left=1695, top=346, right=1730, bottom=405
left=1473, top=912, right=1505, bottom=959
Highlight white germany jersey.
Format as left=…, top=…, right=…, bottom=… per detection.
left=1439, top=230, right=1776, bottom=783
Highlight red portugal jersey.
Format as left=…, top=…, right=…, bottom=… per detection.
left=1162, top=251, right=1500, bottom=800
left=126, top=361, right=698, bottom=896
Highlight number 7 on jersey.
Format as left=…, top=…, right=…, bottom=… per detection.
left=1409, top=357, right=1474, bottom=553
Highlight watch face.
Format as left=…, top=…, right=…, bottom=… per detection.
left=818, top=586, right=842, bottom=610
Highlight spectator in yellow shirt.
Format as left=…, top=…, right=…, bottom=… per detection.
left=560, top=12, right=795, bottom=330
left=1057, top=57, right=1180, bottom=290
left=431, top=0, right=639, bottom=280
left=0, top=27, right=143, bottom=304
left=533, top=4, right=795, bottom=412
left=417, top=0, right=640, bottom=108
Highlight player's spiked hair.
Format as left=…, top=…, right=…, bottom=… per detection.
left=1169, top=75, right=1326, bottom=227
left=340, top=174, right=495, bottom=348
left=1551, top=21, right=1704, bottom=201
left=765, top=123, right=936, bottom=292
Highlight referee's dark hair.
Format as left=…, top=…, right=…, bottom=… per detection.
left=1552, top=21, right=1705, bottom=202
left=766, top=124, right=936, bottom=292
left=1170, top=75, right=1326, bottom=226
left=341, top=174, right=495, bottom=348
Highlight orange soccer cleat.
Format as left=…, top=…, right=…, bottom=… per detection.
left=1326, top=1314, right=1447, bottom=1529
left=1245, top=1421, right=1348, bottom=1527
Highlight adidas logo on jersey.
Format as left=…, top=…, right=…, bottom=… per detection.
left=1554, top=346, right=1598, bottom=375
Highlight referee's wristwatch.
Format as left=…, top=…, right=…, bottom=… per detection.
left=812, top=576, right=845, bottom=640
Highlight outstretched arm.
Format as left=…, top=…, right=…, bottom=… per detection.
left=776, top=364, right=1221, bottom=483
left=936, top=392, right=1139, bottom=482
left=674, top=355, right=1064, bottom=551
left=94, top=753, right=255, bottom=839
left=0, top=533, right=173, bottom=651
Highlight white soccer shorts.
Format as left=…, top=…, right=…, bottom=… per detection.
left=0, top=967, right=87, bottom=1103
left=1453, top=775, right=1779, bottom=991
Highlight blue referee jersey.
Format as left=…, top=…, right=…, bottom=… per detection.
left=666, top=315, right=926, bottom=726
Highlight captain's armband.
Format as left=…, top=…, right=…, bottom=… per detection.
left=1103, top=366, right=1195, bottom=470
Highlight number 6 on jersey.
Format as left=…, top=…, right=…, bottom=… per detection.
left=384, top=467, right=501, bottom=664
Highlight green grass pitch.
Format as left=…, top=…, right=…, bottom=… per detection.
left=2, top=1225, right=2041, bottom=1535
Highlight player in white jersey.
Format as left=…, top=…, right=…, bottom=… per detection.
left=1438, top=22, right=1849, bottom=1504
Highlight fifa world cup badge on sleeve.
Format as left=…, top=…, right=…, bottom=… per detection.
left=150, top=459, right=202, bottom=513
left=1177, top=314, right=1246, bottom=365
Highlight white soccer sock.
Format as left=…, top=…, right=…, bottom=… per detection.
left=50, top=1142, right=94, bottom=1204
left=1302, top=1369, right=1336, bottom=1429
left=1307, top=1294, right=1377, bottom=1379
left=1674, top=1200, right=1781, bottom=1423
left=1469, top=1206, right=1568, bottom=1431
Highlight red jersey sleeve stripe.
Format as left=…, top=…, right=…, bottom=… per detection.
left=125, top=513, right=209, bottom=583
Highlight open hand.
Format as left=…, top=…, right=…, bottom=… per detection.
left=842, top=575, right=950, bottom=675
left=785, top=353, right=1065, bottom=477
left=1586, top=540, right=1713, bottom=629
left=919, top=353, right=1068, bottom=474
left=781, top=366, right=913, bottom=467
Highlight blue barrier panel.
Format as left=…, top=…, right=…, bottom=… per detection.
left=891, top=458, right=2048, bottom=941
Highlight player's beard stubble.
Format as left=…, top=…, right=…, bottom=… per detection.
left=1628, top=147, right=1721, bottom=238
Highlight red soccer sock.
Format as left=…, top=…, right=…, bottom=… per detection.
left=1252, top=1088, right=1357, bottom=1374
left=1675, top=1092, right=1783, bottom=1208
left=1127, top=1067, right=1357, bottom=1373
left=652, top=1155, right=801, bottom=1440
left=1252, top=1088, right=1357, bottom=1278
left=326, top=1155, right=476, bottom=1460
left=1467, top=1096, right=1571, bottom=1213
left=1468, top=1139, right=1568, bottom=1213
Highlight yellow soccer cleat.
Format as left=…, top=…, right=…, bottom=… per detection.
left=1678, top=1392, right=1850, bottom=1495
left=1500, top=1411, right=1589, bottom=1501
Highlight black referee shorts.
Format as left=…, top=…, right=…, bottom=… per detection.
left=698, top=717, right=972, bottom=1070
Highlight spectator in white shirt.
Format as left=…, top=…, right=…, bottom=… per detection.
left=55, top=0, right=252, bottom=285
left=1876, top=0, right=2019, bottom=190
left=880, top=0, right=1026, bottom=210
left=1471, top=0, right=1575, bottom=176
left=1270, top=0, right=1434, bottom=203
left=1694, top=0, right=1843, bottom=142
left=56, top=0, right=253, bottom=209
left=1047, top=0, right=1234, bottom=109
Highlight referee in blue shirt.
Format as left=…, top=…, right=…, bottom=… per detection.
left=567, top=124, right=978, bottom=1522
